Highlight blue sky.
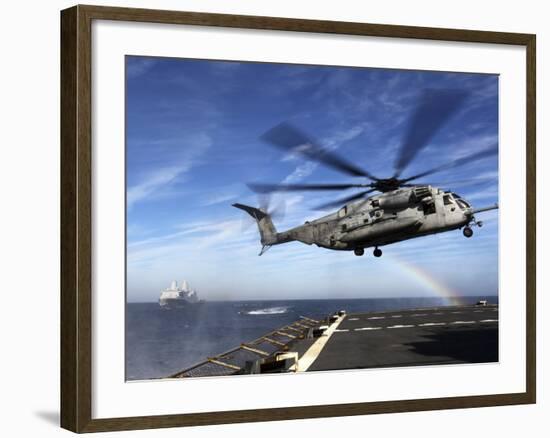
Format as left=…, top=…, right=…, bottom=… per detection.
left=126, top=56, right=498, bottom=303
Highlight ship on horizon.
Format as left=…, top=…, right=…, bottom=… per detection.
left=159, top=280, right=204, bottom=309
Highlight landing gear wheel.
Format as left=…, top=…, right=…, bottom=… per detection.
left=373, top=248, right=382, bottom=257
left=463, top=227, right=473, bottom=238
left=354, top=248, right=364, bottom=256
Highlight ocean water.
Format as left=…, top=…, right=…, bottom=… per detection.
left=126, top=296, right=497, bottom=380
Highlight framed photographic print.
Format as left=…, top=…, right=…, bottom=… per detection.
left=60, top=4, right=536, bottom=433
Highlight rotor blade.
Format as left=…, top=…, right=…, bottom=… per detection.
left=247, top=182, right=371, bottom=194
left=261, top=122, right=378, bottom=180
left=269, top=200, right=286, bottom=223
left=404, top=176, right=497, bottom=189
left=401, top=144, right=498, bottom=183
left=241, top=195, right=286, bottom=231
left=258, top=194, right=271, bottom=213
left=393, top=89, right=469, bottom=177
left=258, top=193, right=286, bottom=222
left=313, top=189, right=376, bottom=210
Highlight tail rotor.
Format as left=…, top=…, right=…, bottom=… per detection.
left=233, top=203, right=281, bottom=255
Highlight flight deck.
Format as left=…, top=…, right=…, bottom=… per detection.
left=170, top=303, right=498, bottom=378
left=307, top=304, right=498, bottom=371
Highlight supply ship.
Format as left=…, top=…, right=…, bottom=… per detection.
left=159, top=280, right=204, bottom=308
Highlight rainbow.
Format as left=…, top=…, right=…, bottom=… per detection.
left=388, top=255, right=464, bottom=306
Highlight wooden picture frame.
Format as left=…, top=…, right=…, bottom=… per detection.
left=61, top=4, right=536, bottom=433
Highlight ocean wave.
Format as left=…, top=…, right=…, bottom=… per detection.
left=242, top=306, right=290, bottom=315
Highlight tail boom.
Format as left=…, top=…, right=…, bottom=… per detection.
left=233, top=203, right=291, bottom=248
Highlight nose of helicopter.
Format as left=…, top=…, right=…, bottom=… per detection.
left=463, top=208, right=474, bottom=220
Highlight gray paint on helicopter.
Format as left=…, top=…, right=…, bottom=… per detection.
left=234, top=89, right=498, bottom=257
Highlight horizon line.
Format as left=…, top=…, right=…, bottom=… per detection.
left=127, top=294, right=499, bottom=304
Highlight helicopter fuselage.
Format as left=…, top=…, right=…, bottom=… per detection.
left=273, top=186, right=478, bottom=252
left=239, top=95, right=499, bottom=257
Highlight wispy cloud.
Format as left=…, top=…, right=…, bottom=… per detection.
left=462, top=185, right=499, bottom=202
left=125, top=57, right=499, bottom=301
left=126, top=57, right=157, bottom=79
left=128, top=166, right=184, bottom=208
left=127, top=133, right=212, bottom=209
left=201, top=193, right=238, bottom=206
left=128, top=218, right=254, bottom=267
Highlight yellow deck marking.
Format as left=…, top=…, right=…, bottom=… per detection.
left=297, top=316, right=345, bottom=372
left=207, top=358, right=241, bottom=370
left=285, top=326, right=303, bottom=334
left=300, top=316, right=320, bottom=323
left=276, top=331, right=296, bottom=339
left=262, top=337, right=285, bottom=347
left=241, top=344, right=270, bottom=356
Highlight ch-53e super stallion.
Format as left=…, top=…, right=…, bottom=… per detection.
left=233, top=89, right=499, bottom=257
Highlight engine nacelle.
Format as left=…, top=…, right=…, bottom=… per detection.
left=373, top=191, right=413, bottom=210
left=340, top=217, right=421, bottom=243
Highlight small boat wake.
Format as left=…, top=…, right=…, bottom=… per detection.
left=241, top=306, right=290, bottom=316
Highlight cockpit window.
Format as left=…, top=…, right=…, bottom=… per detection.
left=455, top=199, right=470, bottom=210
left=451, top=192, right=461, bottom=199
left=443, top=195, right=453, bottom=205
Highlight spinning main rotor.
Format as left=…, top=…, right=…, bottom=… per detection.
left=248, top=89, right=497, bottom=210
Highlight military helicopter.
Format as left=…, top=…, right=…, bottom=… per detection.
left=233, top=89, right=499, bottom=257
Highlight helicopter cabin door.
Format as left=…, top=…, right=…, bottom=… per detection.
left=421, top=192, right=444, bottom=230
left=434, top=193, right=446, bottom=227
